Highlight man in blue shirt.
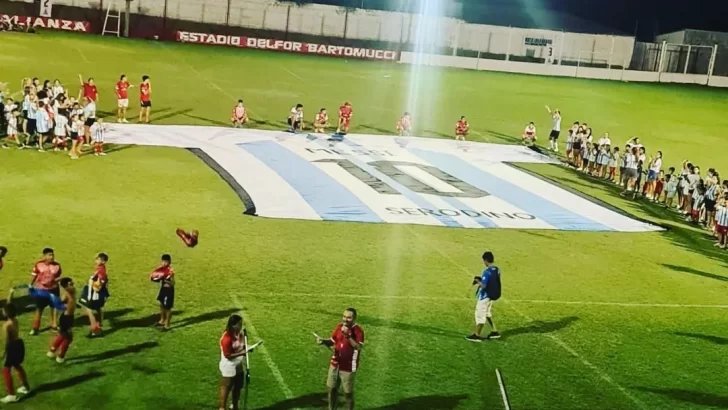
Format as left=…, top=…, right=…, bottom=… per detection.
left=466, top=251, right=501, bottom=342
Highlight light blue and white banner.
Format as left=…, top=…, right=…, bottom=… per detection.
left=106, top=124, right=661, bottom=232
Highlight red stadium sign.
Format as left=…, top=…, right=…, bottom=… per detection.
left=176, top=31, right=398, bottom=61
left=0, top=15, right=90, bottom=32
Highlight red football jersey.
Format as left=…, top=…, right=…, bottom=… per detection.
left=83, top=83, right=98, bottom=102
left=116, top=81, right=129, bottom=99
left=232, top=105, right=246, bottom=120
left=316, top=112, right=328, bottom=123
left=339, top=105, right=353, bottom=119
left=456, top=120, right=469, bottom=134
left=92, top=265, right=108, bottom=289
left=150, top=265, right=174, bottom=286
left=140, top=83, right=151, bottom=102
left=219, top=330, right=245, bottom=358
left=329, top=324, right=364, bottom=372
left=32, top=260, right=62, bottom=290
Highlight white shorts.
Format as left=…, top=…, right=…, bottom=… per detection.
left=219, top=359, right=243, bottom=378
left=475, top=298, right=494, bottom=325
left=117, top=99, right=129, bottom=108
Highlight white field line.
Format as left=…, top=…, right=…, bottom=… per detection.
left=508, top=302, right=646, bottom=409
left=239, top=291, right=728, bottom=310
left=76, top=47, right=91, bottom=63
left=278, top=65, right=304, bottom=81
left=230, top=293, right=295, bottom=401
left=495, top=369, right=511, bottom=410
left=404, top=226, right=646, bottom=409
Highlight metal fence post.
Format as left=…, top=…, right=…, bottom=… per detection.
left=225, top=0, right=231, bottom=25
left=657, top=40, right=667, bottom=82
left=163, top=0, right=168, bottom=29
left=683, top=45, right=691, bottom=74
left=505, top=26, right=512, bottom=61
left=608, top=35, right=615, bottom=69
left=707, top=44, right=718, bottom=85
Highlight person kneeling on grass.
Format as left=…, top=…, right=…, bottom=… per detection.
left=466, top=251, right=501, bottom=342
left=521, top=122, right=537, bottom=146
left=150, top=254, right=175, bottom=331
left=231, top=100, right=248, bottom=128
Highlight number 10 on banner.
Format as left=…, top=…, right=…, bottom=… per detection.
left=40, top=0, right=53, bottom=18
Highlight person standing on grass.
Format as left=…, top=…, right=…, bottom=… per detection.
left=29, top=248, right=62, bottom=336
left=643, top=151, right=663, bottom=200
left=139, top=75, right=152, bottom=124
left=150, top=254, right=174, bottom=331
left=704, top=173, right=719, bottom=230
left=52, top=111, right=70, bottom=152
left=316, top=308, right=364, bottom=410
left=545, top=106, right=560, bottom=152
left=79, top=253, right=109, bottom=337
left=218, top=314, right=247, bottom=410
left=82, top=97, right=96, bottom=146
left=467, top=251, right=502, bottom=342
left=1, top=289, right=30, bottom=404
left=91, top=118, right=107, bottom=156
left=714, top=195, right=728, bottom=248
left=78, top=75, right=98, bottom=105
left=115, top=74, right=132, bottom=124
left=47, top=277, right=77, bottom=364
left=69, top=113, right=84, bottom=159
left=620, top=147, right=639, bottom=195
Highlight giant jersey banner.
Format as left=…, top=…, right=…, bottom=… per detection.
left=106, top=124, right=661, bottom=232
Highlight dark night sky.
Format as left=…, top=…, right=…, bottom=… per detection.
left=296, top=0, right=728, bottom=40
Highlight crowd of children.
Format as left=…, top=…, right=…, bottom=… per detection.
left=543, top=108, right=728, bottom=249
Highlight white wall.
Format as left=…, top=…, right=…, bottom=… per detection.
left=399, top=52, right=728, bottom=87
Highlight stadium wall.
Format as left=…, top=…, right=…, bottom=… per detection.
left=399, top=53, right=728, bottom=87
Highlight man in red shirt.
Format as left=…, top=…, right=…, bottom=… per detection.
left=316, top=307, right=364, bottom=410
left=139, top=75, right=152, bottom=124
left=77, top=74, right=98, bottom=103
left=336, top=102, right=353, bottom=134
left=29, top=248, right=62, bottom=336
left=115, top=74, right=133, bottom=124
left=456, top=116, right=470, bottom=141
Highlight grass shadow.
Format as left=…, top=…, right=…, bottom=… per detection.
left=255, top=393, right=328, bottom=410
left=104, top=144, right=135, bottom=154
left=103, top=310, right=184, bottom=336
left=672, top=331, right=728, bottom=345
left=306, top=309, right=462, bottom=339
left=502, top=316, right=578, bottom=339
left=171, top=308, right=239, bottom=330
left=368, top=394, right=469, bottom=410
left=154, top=108, right=194, bottom=122
left=423, top=129, right=452, bottom=139
left=182, top=113, right=229, bottom=127
left=68, top=341, right=159, bottom=365
left=661, top=263, right=728, bottom=282
left=483, top=129, right=519, bottom=144
left=75, top=307, right=135, bottom=328
left=25, top=371, right=105, bottom=398
left=130, top=363, right=162, bottom=375
left=360, top=124, right=392, bottom=134
left=634, top=386, right=728, bottom=407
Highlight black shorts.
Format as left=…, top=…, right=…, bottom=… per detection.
left=705, top=199, right=716, bottom=212
left=549, top=130, right=560, bottom=140
left=59, top=314, right=74, bottom=336
left=78, top=285, right=107, bottom=311
left=573, top=142, right=582, bottom=151
left=35, top=287, right=61, bottom=310
left=140, top=101, right=152, bottom=108
left=70, top=131, right=78, bottom=140
left=157, top=286, right=174, bottom=310
left=84, top=118, right=96, bottom=127
left=27, top=119, right=36, bottom=135
left=22, top=110, right=28, bottom=120
left=4, top=339, right=25, bottom=368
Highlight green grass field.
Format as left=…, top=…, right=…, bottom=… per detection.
left=1, top=30, right=728, bottom=410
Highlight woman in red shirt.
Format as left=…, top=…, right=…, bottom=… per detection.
left=218, top=314, right=246, bottom=410
left=77, top=74, right=98, bottom=103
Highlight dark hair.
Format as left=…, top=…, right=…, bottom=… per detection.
left=482, top=251, right=495, bottom=264
left=669, top=167, right=675, bottom=172
left=460, top=116, right=465, bottom=120
left=42, top=247, right=54, bottom=255
left=88, top=77, right=94, bottom=82
left=97, top=252, right=109, bottom=262
left=120, top=74, right=126, bottom=80
left=142, top=75, right=150, bottom=81
left=226, top=314, right=243, bottom=333
left=665, top=174, right=672, bottom=182
left=11, top=108, right=18, bottom=114
left=614, top=147, right=619, bottom=151
left=296, top=103, right=303, bottom=109
left=0, top=246, right=7, bottom=257
left=238, top=99, right=243, bottom=104
left=4, top=303, right=16, bottom=319
left=345, top=307, right=358, bottom=320
left=60, top=277, right=73, bottom=288
left=320, top=108, right=326, bottom=112
left=404, top=112, right=410, bottom=116
left=161, top=254, right=172, bottom=264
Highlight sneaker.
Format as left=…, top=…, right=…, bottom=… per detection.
left=70, top=155, right=79, bottom=160
left=486, top=331, right=502, bottom=339
left=117, top=118, right=123, bottom=123
left=1, top=144, right=8, bottom=149
left=56, top=357, right=65, bottom=364
left=465, top=334, right=483, bottom=343
left=38, top=149, right=46, bottom=152
left=47, top=351, right=56, bottom=358
left=99, top=152, right=107, bottom=156
left=18, top=144, right=25, bottom=150
left=54, top=148, right=60, bottom=152
left=63, top=147, right=68, bottom=151
left=121, top=118, right=129, bottom=123
left=16, top=386, right=29, bottom=395
left=94, top=153, right=99, bottom=156
left=29, top=328, right=38, bottom=336
left=0, top=395, right=19, bottom=403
